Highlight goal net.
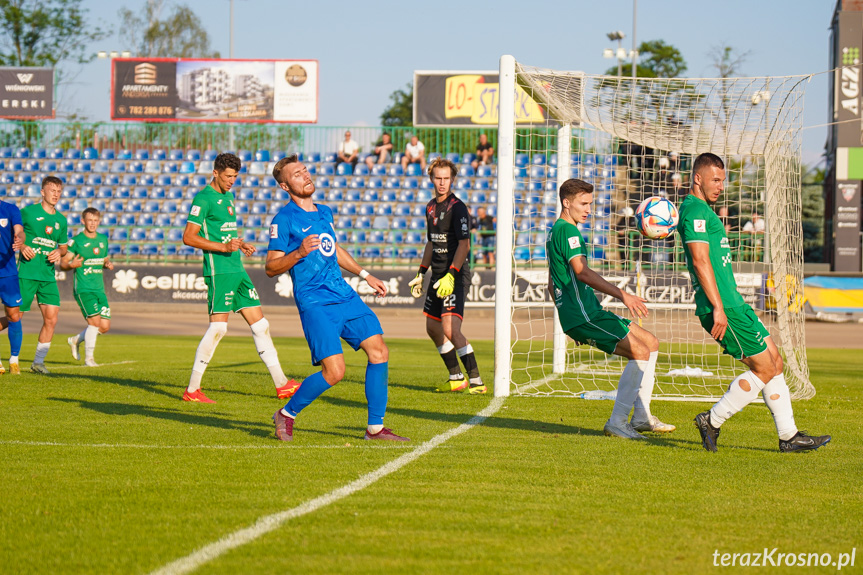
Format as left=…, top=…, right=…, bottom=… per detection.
left=492, top=55, right=814, bottom=401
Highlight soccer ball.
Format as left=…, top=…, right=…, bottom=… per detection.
left=635, top=196, right=679, bottom=239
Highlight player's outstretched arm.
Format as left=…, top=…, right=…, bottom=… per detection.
left=686, top=242, right=727, bottom=340
left=571, top=255, right=648, bottom=319
left=335, top=244, right=386, bottom=296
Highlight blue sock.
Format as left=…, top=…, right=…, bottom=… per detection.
left=7, top=320, right=22, bottom=357
left=365, top=362, right=388, bottom=426
left=285, top=371, right=330, bottom=418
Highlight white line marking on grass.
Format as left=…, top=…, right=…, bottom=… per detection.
left=49, top=360, right=138, bottom=370
left=0, top=440, right=416, bottom=450
left=513, top=372, right=566, bottom=395
left=149, top=396, right=505, bottom=575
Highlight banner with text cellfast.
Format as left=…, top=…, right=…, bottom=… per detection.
left=0, top=67, right=54, bottom=119
left=111, top=58, right=318, bottom=123
left=413, top=70, right=546, bottom=127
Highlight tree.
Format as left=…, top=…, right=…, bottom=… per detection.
left=0, top=0, right=105, bottom=67
left=380, top=83, right=412, bottom=127
left=801, top=163, right=825, bottom=263
left=604, top=39, right=687, bottom=78
left=709, top=43, right=751, bottom=78
left=119, top=0, right=219, bottom=58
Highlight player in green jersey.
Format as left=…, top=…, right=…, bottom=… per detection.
left=61, top=208, right=112, bottom=367
left=547, top=178, right=674, bottom=439
left=181, top=152, right=297, bottom=403
left=680, top=153, right=830, bottom=453
left=18, top=176, right=68, bottom=374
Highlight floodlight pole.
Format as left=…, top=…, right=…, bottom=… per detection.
left=228, top=0, right=235, bottom=151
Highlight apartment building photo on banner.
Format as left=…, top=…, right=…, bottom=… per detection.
left=111, top=58, right=318, bottom=123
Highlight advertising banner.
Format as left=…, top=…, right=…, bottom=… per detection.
left=111, top=58, right=318, bottom=123
left=55, top=265, right=764, bottom=312
left=0, top=67, right=54, bottom=119
left=413, top=71, right=547, bottom=127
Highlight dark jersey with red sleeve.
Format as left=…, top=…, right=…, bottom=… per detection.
left=425, top=194, right=471, bottom=277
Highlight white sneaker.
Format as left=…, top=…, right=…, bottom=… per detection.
left=631, top=415, right=676, bottom=434
left=68, top=336, right=80, bottom=361
left=30, top=363, right=50, bottom=375
left=85, top=359, right=99, bottom=367
left=603, top=419, right=646, bottom=439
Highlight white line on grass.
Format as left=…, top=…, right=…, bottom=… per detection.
left=0, top=440, right=417, bottom=450
left=149, top=396, right=506, bottom=575
left=48, top=360, right=138, bottom=370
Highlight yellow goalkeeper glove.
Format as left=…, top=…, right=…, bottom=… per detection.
left=433, top=272, right=455, bottom=298
left=408, top=272, right=425, bottom=298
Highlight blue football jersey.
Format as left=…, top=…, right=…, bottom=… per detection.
left=268, top=202, right=354, bottom=312
left=0, top=201, right=23, bottom=278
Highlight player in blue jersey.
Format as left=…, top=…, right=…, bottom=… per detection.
left=266, top=154, right=408, bottom=442
left=0, top=200, right=25, bottom=374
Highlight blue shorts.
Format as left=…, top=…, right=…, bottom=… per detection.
left=0, top=275, right=22, bottom=308
left=299, top=293, right=383, bottom=365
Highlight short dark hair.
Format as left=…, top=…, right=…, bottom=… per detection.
left=272, top=154, right=300, bottom=184
left=214, top=153, right=241, bottom=173
left=82, top=207, right=100, bottom=219
left=692, top=153, right=724, bottom=176
left=427, top=157, right=458, bottom=180
left=41, top=175, right=62, bottom=189
left=559, top=178, right=593, bottom=204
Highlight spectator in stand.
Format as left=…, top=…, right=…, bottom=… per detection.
left=336, top=130, right=359, bottom=171
left=401, top=134, right=426, bottom=172
left=365, top=132, right=394, bottom=170
left=742, top=213, right=765, bottom=233
left=470, top=134, right=494, bottom=170
left=471, top=206, right=496, bottom=265
left=670, top=172, right=684, bottom=201
left=717, top=206, right=741, bottom=234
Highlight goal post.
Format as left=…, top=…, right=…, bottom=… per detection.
left=494, top=55, right=814, bottom=401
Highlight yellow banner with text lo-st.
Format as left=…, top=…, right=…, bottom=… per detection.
left=444, top=74, right=544, bottom=125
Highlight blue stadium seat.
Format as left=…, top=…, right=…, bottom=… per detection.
left=381, top=190, right=398, bottom=203
left=403, top=177, right=419, bottom=190
left=15, top=147, right=33, bottom=159
left=332, top=176, right=347, bottom=188
left=515, top=153, right=529, bottom=168
left=462, top=153, right=477, bottom=165
left=154, top=174, right=170, bottom=187
left=149, top=149, right=165, bottom=161
left=138, top=213, right=155, bottom=226
left=134, top=149, right=149, bottom=160
left=127, top=199, right=143, bottom=212
left=455, top=179, right=470, bottom=191
left=111, top=228, right=129, bottom=241
left=336, top=216, right=353, bottom=228
left=446, top=153, right=460, bottom=164
left=129, top=227, right=147, bottom=241
left=178, top=245, right=196, bottom=256
left=197, top=160, right=213, bottom=173
left=128, top=161, right=144, bottom=173
left=243, top=175, right=259, bottom=188
left=420, top=179, right=433, bottom=191
left=477, top=165, right=494, bottom=177
left=131, top=187, right=147, bottom=199
left=168, top=228, right=184, bottom=242
left=369, top=164, right=386, bottom=177
left=314, top=176, right=330, bottom=189
left=383, top=164, right=402, bottom=177
left=351, top=230, right=367, bottom=243
left=394, top=204, right=411, bottom=217
left=113, top=186, right=130, bottom=199
left=405, top=231, right=423, bottom=244
left=0, top=174, right=14, bottom=185
left=21, top=159, right=39, bottom=171
left=78, top=186, right=95, bottom=199
left=151, top=187, right=166, bottom=200
left=166, top=187, right=183, bottom=199
left=143, top=160, right=159, bottom=173
left=255, top=189, right=272, bottom=201
left=348, top=177, right=365, bottom=189
left=173, top=174, right=189, bottom=187
left=48, top=148, right=64, bottom=159
left=384, top=177, right=400, bottom=189
left=142, top=244, right=161, bottom=256
left=254, top=150, right=270, bottom=162
left=162, top=162, right=179, bottom=174
left=246, top=215, right=263, bottom=227
left=417, top=189, right=432, bottom=203
left=154, top=214, right=172, bottom=227
left=179, top=161, right=195, bottom=174
left=326, top=189, right=344, bottom=202
left=319, top=163, right=335, bottom=176
left=461, top=166, right=476, bottom=178
left=203, top=150, right=218, bottom=161
left=171, top=214, right=186, bottom=226
left=192, top=175, right=208, bottom=188
left=428, top=152, right=442, bottom=163
left=364, top=246, right=381, bottom=259
left=406, top=164, right=423, bottom=176
left=148, top=228, right=165, bottom=241
left=353, top=164, right=369, bottom=176
left=168, top=149, right=183, bottom=161
left=532, top=153, right=547, bottom=166
left=65, top=149, right=81, bottom=160
left=344, top=189, right=361, bottom=202
left=251, top=202, right=267, bottom=214
left=143, top=200, right=160, bottom=213
left=237, top=150, right=253, bottom=162
left=186, top=149, right=202, bottom=161
left=57, top=199, right=72, bottom=211
left=336, top=162, right=353, bottom=176
left=339, top=203, right=355, bottom=216
left=234, top=202, right=248, bottom=214
left=363, top=190, right=380, bottom=202
left=0, top=147, right=13, bottom=158
left=336, top=230, right=349, bottom=243
left=7, top=185, right=24, bottom=197
left=164, top=244, right=178, bottom=256
left=68, top=174, right=85, bottom=186
left=16, top=173, right=31, bottom=185
left=86, top=174, right=103, bottom=186
left=359, top=203, right=375, bottom=216
left=409, top=217, right=425, bottom=229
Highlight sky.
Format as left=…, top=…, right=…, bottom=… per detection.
left=62, top=0, right=837, bottom=165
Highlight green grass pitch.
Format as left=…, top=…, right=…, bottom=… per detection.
left=0, top=334, right=860, bottom=574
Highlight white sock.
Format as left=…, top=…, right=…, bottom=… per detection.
left=610, top=359, right=648, bottom=426
left=84, top=325, right=100, bottom=361
left=33, top=342, right=51, bottom=364
left=761, top=373, right=798, bottom=440
left=249, top=318, right=287, bottom=387
left=367, top=424, right=384, bottom=434
left=187, top=322, right=227, bottom=392
left=75, top=329, right=87, bottom=345
left=9, top=355, right=18, bottom=364
left=709, top=370, right=766, bottom=427
left=280, top=408, right=295, bottom=419
left=632, top=351, right=659, bottom=422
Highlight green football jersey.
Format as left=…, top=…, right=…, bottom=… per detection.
left=187, top=185, right=242, bottom=276
left=677, top=193, right=745, bottom=315
left=68, top=232, right=109, bottom=293
left=546, top=218, right=602, bottom=330
left=18, top=203, right=68, bottom=281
